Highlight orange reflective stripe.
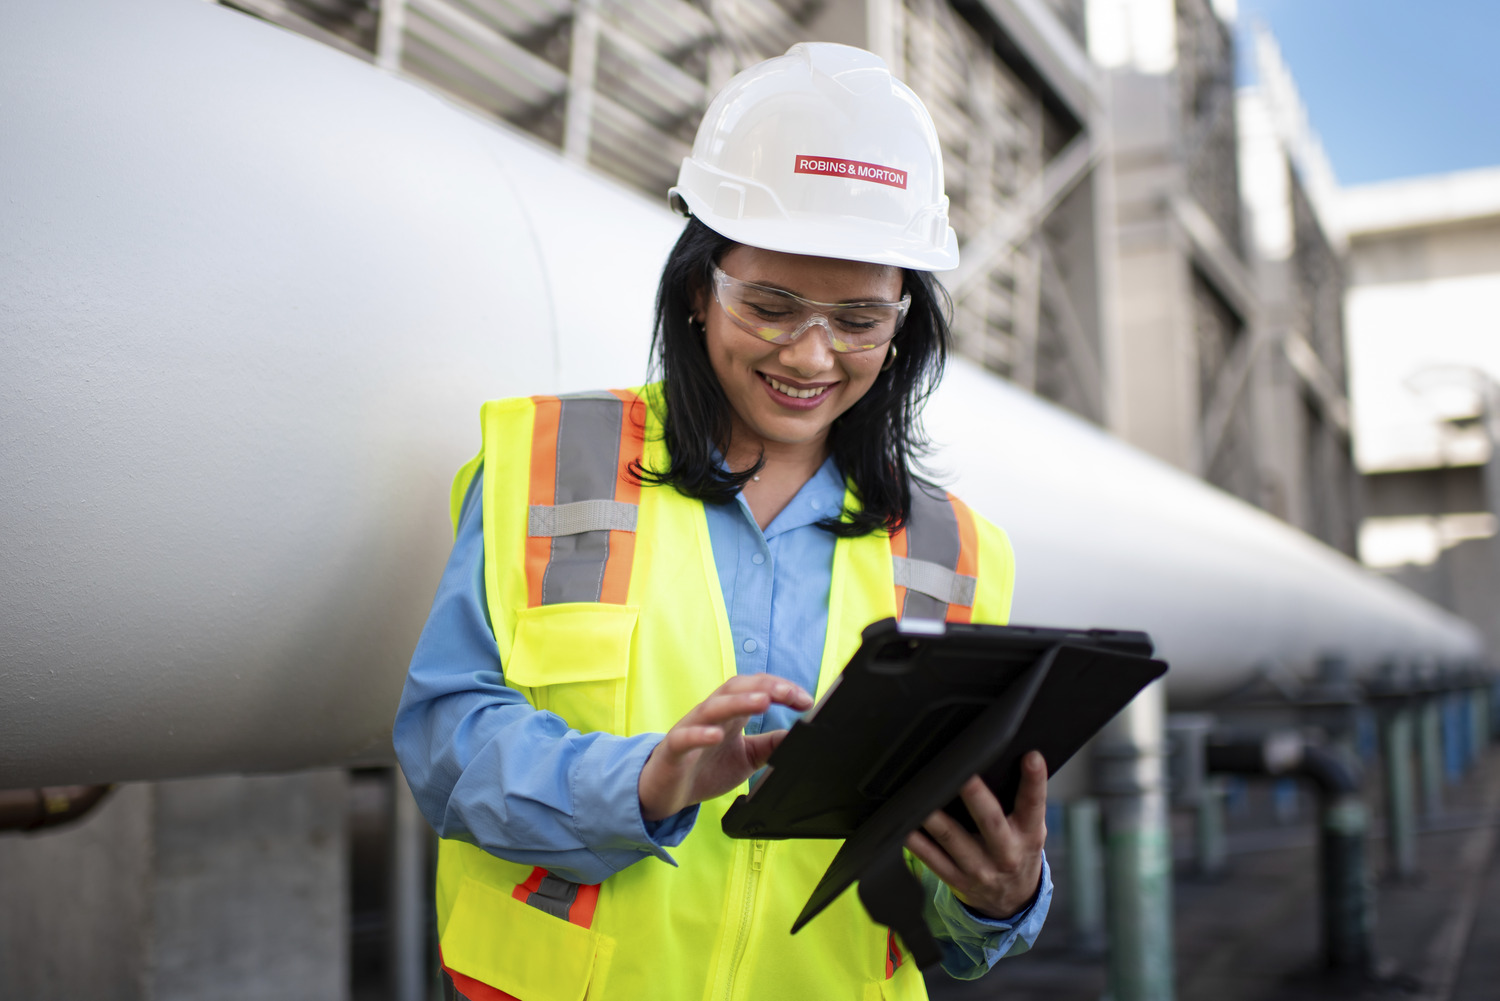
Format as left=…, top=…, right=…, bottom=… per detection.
left=947, top=493, right=978, bottom=624
left=885, top=929, right=904, bottom=978
left=440, top=952, right=523, bottom=1001
left=568, top=881, right=601, bottom=929
left=527, top=391, right=643, bottom=606
left=599, top=389, right=646, bottom=605
left=526, top=396, right=561, bottom=609
left=892, top=482, right=978, bottom=622
left=888, top=524, right=909, bottom=619
left=511, top=866, right=600, bottom=929
left=511, top=865, right=548, bottom=905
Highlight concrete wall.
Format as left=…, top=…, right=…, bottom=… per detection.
left=0, top=772, right=348, bottom=1000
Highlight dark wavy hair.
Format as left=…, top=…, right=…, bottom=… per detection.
left=637, top=216, right=952, bottom=537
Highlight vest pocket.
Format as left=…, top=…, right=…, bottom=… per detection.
left=506, top=602, right=638, bottom=735
left=442, top=875, right=614, bottom=1001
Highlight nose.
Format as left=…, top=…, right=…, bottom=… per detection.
left=778, top=314, right=838, bottom=375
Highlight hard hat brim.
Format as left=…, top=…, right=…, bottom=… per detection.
left=671, top=186, right=960, bottom=273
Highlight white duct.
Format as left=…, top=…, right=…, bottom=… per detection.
left=0, top=0, right=1481, bottom=789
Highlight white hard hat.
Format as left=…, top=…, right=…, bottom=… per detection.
left=669, top=42, right=959, bottom=272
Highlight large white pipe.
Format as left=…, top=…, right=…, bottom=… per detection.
left=0, top=0, right=1481, bottom=789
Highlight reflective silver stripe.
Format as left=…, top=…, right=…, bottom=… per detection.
left=541, top=395, right=628, bottom=605
left=525, top=873, right=581, bottom=920
left=529, top=499, right=638, bottom=537
left=892, top=555, right=977, bottom=607
left=899, top=484, right=965, bottom=620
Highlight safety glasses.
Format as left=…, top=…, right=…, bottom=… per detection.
left=709, top=266, right=910, bottom=354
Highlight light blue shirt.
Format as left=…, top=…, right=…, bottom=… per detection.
left=393, top=461, right=1050, bottom=979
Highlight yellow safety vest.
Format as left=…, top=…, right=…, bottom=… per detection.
left=435, top=386, right=1015, bottom=1001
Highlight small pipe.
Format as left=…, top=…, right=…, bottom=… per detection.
left=0, top=784, right=113, bottom=832
left=391, top=771, right=429, bottom=1001
left=1194, top=779, right=1227, bottom=878
left=1380, top=706, right=1418, bottom=880
left=1065, top=798, right=1105, bottom=953
left=1206, top=735, right=1373, bottom=973
left=1095, top=683, right=1176, bottom=1001
left=1420, top=698, right=1444, bottom=818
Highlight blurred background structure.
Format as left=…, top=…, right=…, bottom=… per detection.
left=3, top=1, right=1499, bottom=999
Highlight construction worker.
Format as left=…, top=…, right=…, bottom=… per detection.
left=394, top=42, right=1050, bottom=1001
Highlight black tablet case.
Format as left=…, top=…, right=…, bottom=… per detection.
left=720, top=617, right=1167, bottom=968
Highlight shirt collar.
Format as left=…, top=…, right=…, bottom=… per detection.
left=712, top=451, right=846, bottom=540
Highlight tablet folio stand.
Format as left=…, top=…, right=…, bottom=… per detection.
left=720, top=618, right=1167, bottom=969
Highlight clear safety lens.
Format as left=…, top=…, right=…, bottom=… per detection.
left=711, top=266, right=909, bottom=353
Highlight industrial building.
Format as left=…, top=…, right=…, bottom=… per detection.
left=1, top=2, right=1494, bottom=1000
left=1342, top=164, right=1500, bottom=653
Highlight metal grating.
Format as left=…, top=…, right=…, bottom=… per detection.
left=899, top=0, right=1080, bottom=409
left=1289, top=166, right=1356, bottom=555
left=1192, top=268, right=1258, bottom=505
left=1290, top=167, right=1346, bottom=391
left=220, top=0, right=1096, bottom=417
left=1176, top=0, right=1243, bottom=260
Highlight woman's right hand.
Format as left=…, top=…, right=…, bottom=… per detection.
left=638, top=674, right=813, bottom=822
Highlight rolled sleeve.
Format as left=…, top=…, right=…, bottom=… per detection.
left=923, top=852, right=1053, bottom=979
left=393, top=468, right=697, bottom=886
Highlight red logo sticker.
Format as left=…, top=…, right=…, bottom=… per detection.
left=793, top=155, right=908, bottom=190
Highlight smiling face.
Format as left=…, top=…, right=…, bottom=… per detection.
left=697, top=244, right=903, bottom=467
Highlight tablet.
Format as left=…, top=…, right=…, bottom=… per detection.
left=718, top=617, right=1167, bottom=935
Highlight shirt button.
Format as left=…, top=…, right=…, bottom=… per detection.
left=751, top=552, right=765, bottom=565
left=743, top=639, right=758, bottom=653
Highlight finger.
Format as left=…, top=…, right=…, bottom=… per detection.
left=959, top=775, right=1009, bottom=844
left=691, top=691, right=772, bottom=725
left=712, top=673, right=813, bottom=709
left=768, top=680, right=815, bottom=710
left=662, top=725, right=724, bottom=757
left=919, top=808, right=989, bottom=875
left=743, top=728, right=788, bottom=769
left=905, top=829, right=965, bottom=890
left=1011, top=751, right=1049, bottom=836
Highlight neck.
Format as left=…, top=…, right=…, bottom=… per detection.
left=723, top=420, right=831, bottom=530
left=722, top=420, right=829, bottom=482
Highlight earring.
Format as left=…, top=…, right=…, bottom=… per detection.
left=881, top=345, right=898, bottom=372
left=687, top=312, right=703, bottom=331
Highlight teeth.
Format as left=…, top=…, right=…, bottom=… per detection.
left=765, top=375, right=827, bottom=399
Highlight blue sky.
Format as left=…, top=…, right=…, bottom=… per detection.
left=1235, top=0, right=1500, bottom=186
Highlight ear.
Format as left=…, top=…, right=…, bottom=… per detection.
left=689, top=283, right=707, bottom=324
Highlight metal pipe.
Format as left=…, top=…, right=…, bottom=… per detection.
left=1301, top=746, right=1373, bottom=973
left=1379, top=705, right=1417, bottom=880
left=0, top=0, right=1485, bottom=792
left=0, top=784, right=113, bottom=832
left=391, top=771, right=429, bottom=1001
left=1420, top=697, right=1445, bottom=818
left=1065, top=797, right=1105, bottom=953
left=1477, top=684, right=1494, bottom=750
left=1096, top=682, right=1175, bottom=1001
left=1206, top=734, right=1374, bottom=973
left=1195, top=779, right=1227, bottom=879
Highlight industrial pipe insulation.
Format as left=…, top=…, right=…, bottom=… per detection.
left=0, top=0, right=1485, bottom=790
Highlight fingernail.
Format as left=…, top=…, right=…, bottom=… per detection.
left=775, top=684, right=791, bottom=699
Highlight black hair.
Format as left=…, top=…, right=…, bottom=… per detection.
left=637, top=216, right=952, bottom=537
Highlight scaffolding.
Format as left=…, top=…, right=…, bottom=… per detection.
left=220, top=0, right=1112, bottom=424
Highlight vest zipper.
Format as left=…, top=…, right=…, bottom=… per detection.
left=722, top=839, right=767, bottom=1001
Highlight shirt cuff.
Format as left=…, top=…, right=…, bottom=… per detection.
left=928, top=851, right=1053, bottom=977
left=570, top=732, right=699, bottom=866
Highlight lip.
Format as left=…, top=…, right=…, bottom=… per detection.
left=758, top=372, right=836, bottom=410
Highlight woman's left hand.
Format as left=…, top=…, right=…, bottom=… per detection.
left=904, top=750, right=1048, bottom=920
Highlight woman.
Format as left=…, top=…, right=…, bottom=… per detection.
left=394, top=42, right=1050, bottom=1001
